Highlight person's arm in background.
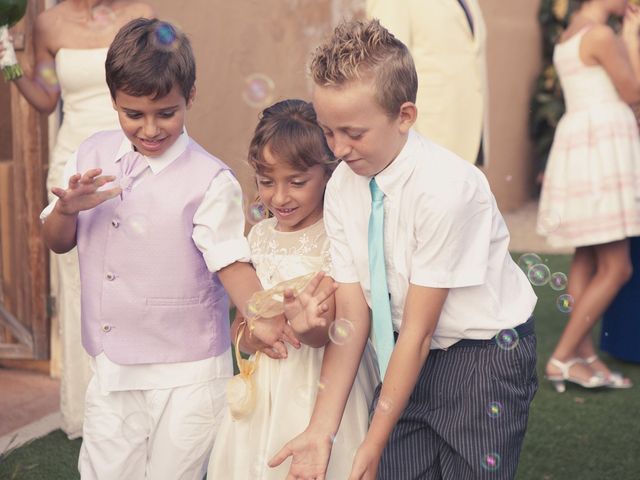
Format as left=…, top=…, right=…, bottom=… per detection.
left=0, top=11, right=60, bottom=113
left=588, top=8, right=640, bottom=103
left=366, top=0, right=411, bottom=45
left=0, top=1, right=156, bottom=113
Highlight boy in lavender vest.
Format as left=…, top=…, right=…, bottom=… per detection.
left=40, top=18, right=293, bottom=480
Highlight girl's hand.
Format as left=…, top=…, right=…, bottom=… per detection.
left=52, top=168, right=121, bottom=216
left=249, top=314, right=300, bottom=359
left=623, top=4, right=640, bottom=40
left=348, top=441, right=384, bottom=480
left=282, top=271, right=337, bottom=336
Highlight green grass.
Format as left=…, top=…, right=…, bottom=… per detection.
left=516, top=254, right=640, bottom=480
left=0, top=430, right=81, bottom=480
left=0, top=253, right=638, bottom=479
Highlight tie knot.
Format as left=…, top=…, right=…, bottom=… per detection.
left=119, top=151, right=148, bottom=191
left=369, top=178, right=384, bottom=202
left=120, top=151, right=145, bottom=173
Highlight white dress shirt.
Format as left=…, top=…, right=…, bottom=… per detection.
left=324, top=130, right=537, bottom=349
left=41, top=131, right=249, bottom=391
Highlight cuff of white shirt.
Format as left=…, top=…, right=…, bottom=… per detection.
left=204, top=239, right=252, bottom=272
left=40, top=199, right=58, bottom=223
left=331, top=267, right=360, bottom=284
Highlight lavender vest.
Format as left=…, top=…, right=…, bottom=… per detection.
left=76, top=130, right=231, bottom=364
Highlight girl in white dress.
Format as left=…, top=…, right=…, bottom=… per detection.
left=208, top=99, right=379, bottom=479
left=537, top=0, right=640, bottom=391
left=0, top=0, right=154, bottom=438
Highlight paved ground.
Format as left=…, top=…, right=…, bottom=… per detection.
left=503, top=199, right=572, bottom=255
left=0, top=368, right=60, bottom=452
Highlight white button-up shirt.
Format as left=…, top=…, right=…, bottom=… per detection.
left=324, top=130, right=537, bottom=349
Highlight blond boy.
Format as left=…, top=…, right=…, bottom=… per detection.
left=271, top=19, right=537, bottom=480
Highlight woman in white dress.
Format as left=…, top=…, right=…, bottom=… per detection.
left=208, top=100, right=380, bottom=479
left=0, top=0, right=154, bottom=438
left=537, top=0, right=640, bottom=391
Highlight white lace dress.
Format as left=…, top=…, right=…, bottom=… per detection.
left=208, top=217, right=380, bottom=479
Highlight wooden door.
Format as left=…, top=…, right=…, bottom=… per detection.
left=0, top=0, right=50, bottom=360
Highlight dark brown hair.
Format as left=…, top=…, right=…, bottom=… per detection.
left=248, top=99, right=336, bottom=176
left=106, top=18, right=195, bottom=100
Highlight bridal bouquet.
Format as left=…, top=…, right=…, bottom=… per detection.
left=0, top=0, right=27, bottom=81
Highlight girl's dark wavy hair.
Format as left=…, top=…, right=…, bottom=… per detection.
left=248, top=99, right=337, bottom=176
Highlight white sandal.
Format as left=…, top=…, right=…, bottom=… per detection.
left=580, top=355, right=633, bottom=389
left=546, top=358, right=608, bottom=393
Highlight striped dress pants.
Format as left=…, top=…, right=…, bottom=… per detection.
left=375, top=330, right=537, bottom=479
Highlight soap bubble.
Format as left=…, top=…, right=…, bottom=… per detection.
left=328, top=318, right=355, bottom=346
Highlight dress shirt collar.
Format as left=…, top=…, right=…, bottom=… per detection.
left=371, top=129, right=420, bottom=198
left=114, top=128, right=189, bottom=175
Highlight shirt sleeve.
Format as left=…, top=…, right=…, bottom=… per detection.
left=410, top=177, right=492, bottom=288
left=192, top=170, right=251, bottom=272
left=323, top=178, right=359, bottom=283
left=39, top=151, right=79, bottom=222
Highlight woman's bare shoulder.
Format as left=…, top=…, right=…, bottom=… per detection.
left=33, top=5, right=68, bottom=52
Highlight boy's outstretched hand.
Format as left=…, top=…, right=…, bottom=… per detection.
left=282, top=271, right=337, bottom=337
left=268, top=426, right=334, bottom=480
left=52, top=168, right=121, bottom=215
left=348, top=441, right=383, bottom=480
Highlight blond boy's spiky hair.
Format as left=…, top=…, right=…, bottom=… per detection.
left=310, top=19, right=417, bottom=117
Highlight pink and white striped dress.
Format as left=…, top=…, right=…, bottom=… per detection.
left=537, top=27, right=640, bottom=248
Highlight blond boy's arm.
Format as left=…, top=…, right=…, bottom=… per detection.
left=348, top=284, right=448, bottom=479
left=269, top=281, right=370, bottom=479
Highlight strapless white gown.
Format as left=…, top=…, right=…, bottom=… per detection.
left=51, top=48, right=120, bottom=439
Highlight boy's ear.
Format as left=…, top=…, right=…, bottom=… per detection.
left=187, top=86, right=196, bottom=109
left=397, top=101, right=417, bottom=133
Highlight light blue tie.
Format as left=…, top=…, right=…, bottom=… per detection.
left=368, top=178, right=395, bottom=378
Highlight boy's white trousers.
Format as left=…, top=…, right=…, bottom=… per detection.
left=78, top=375, right=227, bottom=479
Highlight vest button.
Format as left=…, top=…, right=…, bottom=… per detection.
left=106, top=272, right=115, bottom=281
left=102, top=324, right=112, bottom=333
left=111, top=219, right=120, bottom=228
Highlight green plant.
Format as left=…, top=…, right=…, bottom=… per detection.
left=529, top=0, right=571, bottom=181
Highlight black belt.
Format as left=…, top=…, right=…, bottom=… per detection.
left=392, top=316, right=535, bottom=348
left=451, top=316, right=535, bottom=348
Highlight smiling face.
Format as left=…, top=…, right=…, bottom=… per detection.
left=257, top=144, right=328, bottom=232
left=312, top=79, right=416, bottom=178
left=112, top=84, right=194, bottom=157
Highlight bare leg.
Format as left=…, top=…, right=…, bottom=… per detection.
left=571, top=248, right=599, bottom=369
left=547, top=240, right=632, bottom=382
